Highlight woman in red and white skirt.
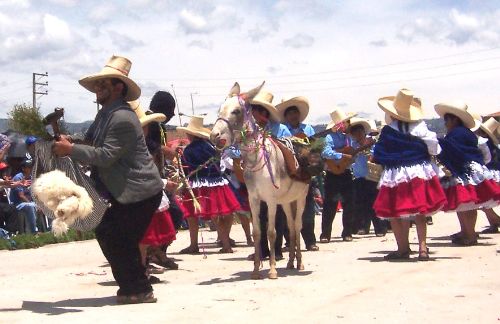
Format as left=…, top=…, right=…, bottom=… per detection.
left=435, top=102, right=500, bottom=246
left=177, top=116, right=241, bottom=254
left=373, top=89, right=447, bottom=261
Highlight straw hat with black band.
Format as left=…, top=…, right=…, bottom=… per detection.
left=79, top=55, right=141, bottom=101
left=129, top=100, right=166, bottom=127
left=479, top=117, right=500, bottom=145
left=434, top=101, right=476, bottom=129
left=378, top=88, right=423, bottom=122
left=276, top=96, right=310, bottom=123
left=469, top=111, right=482, bottom=132
left=177, top=116, right=211, bottom=139
left=249, top=90, right=281, bottom=122
left=326, top=107, right=357, bottom=130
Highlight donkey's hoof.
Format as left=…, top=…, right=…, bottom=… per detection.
left=286, top=262, right=295, bottom=270
left=268, top=272, right=278, bottom=280
left=251, top=272, right=263, bottom=280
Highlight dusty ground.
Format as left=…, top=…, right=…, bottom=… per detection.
left=1, top=211, right=499, bottom=324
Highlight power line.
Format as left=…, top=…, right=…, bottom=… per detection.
left=137, top=46, right=500, bottom=82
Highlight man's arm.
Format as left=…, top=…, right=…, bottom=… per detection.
left=70, top=115, right=136, bottom=168
left=321, top=134, right=343, bottom=160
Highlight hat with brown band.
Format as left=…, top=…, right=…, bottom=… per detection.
left=79, top=55, right=141, bottom=101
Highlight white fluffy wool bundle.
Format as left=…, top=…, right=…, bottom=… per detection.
left=32, top=170, right=93, bottom=236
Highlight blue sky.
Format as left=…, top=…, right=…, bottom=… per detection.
left=1, top=0, right=500, bottom=124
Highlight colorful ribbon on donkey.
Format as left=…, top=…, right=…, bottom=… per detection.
left=238, top=96, right=280, bottom=189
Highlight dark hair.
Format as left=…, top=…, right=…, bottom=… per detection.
left=110, top=78, right=128, bottom=97
left=349, top=124, right=365, bottom=134
left=251, top=104, right=270, bottom=117
left=150, top=91, right=176, bottom=119
left=284, top=106, right=299, bottom=116
left=444, top=113, right=464, bottom=127
left=397, top=120, right=410, bottom=133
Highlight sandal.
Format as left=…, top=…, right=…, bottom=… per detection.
left=219, top=248, right=234, bottom=254
left=417, top=250, right=430, bottom=261
left=383, top=250, right=410, bottom=260
left=148, top=275, right=161, bottom=284
left=147, top=264, right=165, bottom=274
left=319, top=235, right=330, bottom=244
left=451, top=236, right=478, bottom=246
left=481, top=226, right=499, bottom=234
left=179, top=246, right=200, bottom=254
left=117, top=292, right=157, bottom=305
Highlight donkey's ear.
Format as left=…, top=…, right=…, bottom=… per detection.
left=242, top=81, right=265, bottom=101
left=228, top=82, right=241, bottom=97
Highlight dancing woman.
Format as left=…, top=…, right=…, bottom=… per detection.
left=373, top=89, right=447, bottom=261
left=435, top=103, right=500, bottom=245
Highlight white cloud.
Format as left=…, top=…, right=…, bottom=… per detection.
left=369, top=39, right=388, bottom=47
left=0, top=0, right=30, bottom=8
left=108, top=31, right=145, bottom=51
left=178, top=5, right=241, bottom=35
left=274, top=0, right=335, bottom=19
left=88, top=3, right=117, bottom=23
left=283, top=33, right=315, bottom=48
left=47, top=0, right=78, bottom=6
left=397, top=9, right=500, bottom=46
left=188, top=39, right=213, bottom=50
left=179, top=9, right=209, bottom=34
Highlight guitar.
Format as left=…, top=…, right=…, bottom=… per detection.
left=325, top=138, right=375, bottom=175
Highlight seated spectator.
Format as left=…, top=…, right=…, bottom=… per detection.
left=9, top=159, right=37, bottom=234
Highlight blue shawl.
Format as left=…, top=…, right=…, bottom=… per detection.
left=373, top=125, right=430, bottom=168
left=437, top=126, right=483, bottom=177
left=182, top=138, right=222, bottom=180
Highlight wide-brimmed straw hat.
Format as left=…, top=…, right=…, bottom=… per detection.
left=276, top=96, right=309, bottom=123
left=378, top=89, right=423, bottom=122
left=326, top=107, right=357, bottom=130
left=469, top=111, right=482, bottom=132
left=249, top=90, right=281, bottom=122
left=79, top=55, right=141, bottom=101
left=177, top=116, right=211, bottom=139
left=434, top=101, right=476, bottom=129
left=348, top=117, right=371, bottom=134
left=479, top=117, right=500, bottom=145
left=129, top=100, right=166, bottom=127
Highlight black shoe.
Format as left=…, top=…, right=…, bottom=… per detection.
left=375, top=232, right=386, bottom=237
left=275, top=254, right=284, bottom=261
left=148, top=275, right=161, bottom=284
left=342, top=235, right=353, bottom=242
left=306, top=244, right=319, bottom=251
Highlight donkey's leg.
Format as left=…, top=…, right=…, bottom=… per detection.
left=248, top=197, right=262, bottom=280
left=267, top=203, right=278, bottom=279
left=295, top=197, right=306, bottom=270
left=282, top=203, right=296, bottom=270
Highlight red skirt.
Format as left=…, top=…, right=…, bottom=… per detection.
left=140, top=210, right=177, bottom=246
left=374, top=176, right=447, bottom=219
left=442, top=178, right=500, bottom=212
left=180, top=184, right=242, bottom=220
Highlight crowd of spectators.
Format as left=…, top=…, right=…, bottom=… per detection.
left=0, top=135, right=51, bottom=237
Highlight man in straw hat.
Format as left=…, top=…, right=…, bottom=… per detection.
left=320, top=107, right=357, bottom=242
left=277, top=96, right=318, bottom=251
left=247, top=89, right=291, bottom=260
left=347, top=117, right=386, bottom=237
left=53, top=55, right=164, bottom=304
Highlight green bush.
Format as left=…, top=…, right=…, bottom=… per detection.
left=0, top=229, right=95, bottom=250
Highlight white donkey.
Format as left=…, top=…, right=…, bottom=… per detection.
left=211, top=82, right=310, bottom=279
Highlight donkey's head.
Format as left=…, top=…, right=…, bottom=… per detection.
left=210, top=81, right=263, bottom=148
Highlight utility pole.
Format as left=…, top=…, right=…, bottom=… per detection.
left=171, top=84, right=182, bottom=126
left=32, top=72, right=48, bottom=108
left=190, top=92, right=198, bottom=115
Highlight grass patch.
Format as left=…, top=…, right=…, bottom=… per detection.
left=0, top=229, right=95, bottom=250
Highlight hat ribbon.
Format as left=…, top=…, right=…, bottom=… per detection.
left=104, top=64, right=129, bottom=76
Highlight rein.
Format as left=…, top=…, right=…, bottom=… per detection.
left=236, top=95, right=280, bottom=189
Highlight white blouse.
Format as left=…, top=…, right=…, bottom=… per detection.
left=388, top=120, right=440, bottom=155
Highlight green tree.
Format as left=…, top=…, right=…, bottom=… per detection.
left=7, top=103, right=48, bottom=138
